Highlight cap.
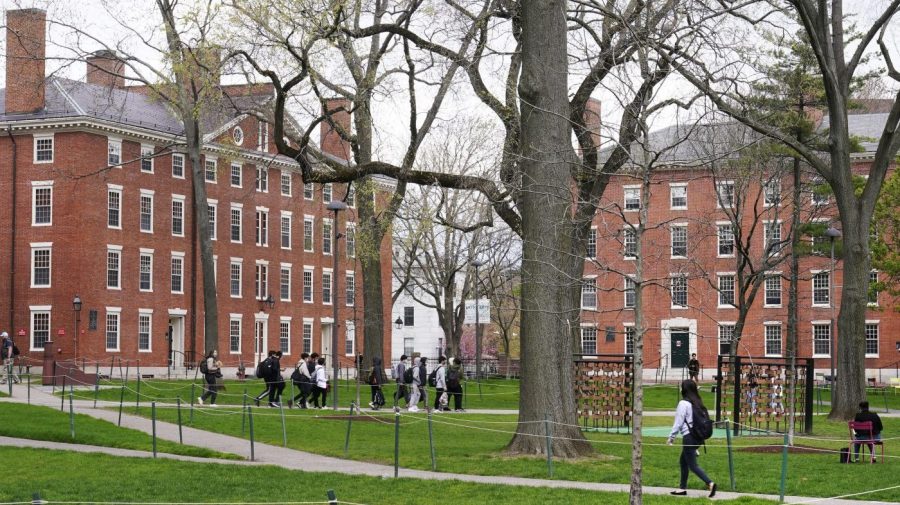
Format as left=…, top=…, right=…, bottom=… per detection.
left=0, top=331, right=7, bottom=337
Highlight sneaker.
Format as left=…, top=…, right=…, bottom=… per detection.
left=209, top=404, right=218, bottom=408
left=670, top=490, right=687, bottom=496
left=369, top=402, right=376, bottom=409
left=197, top=397, right=204, bottom=405
left=254, top=398, right=261, bottom=407
left=708, top=482, right=717, bottom=498
left=269, top=402, right=280, bottom=408
left=408, top=406, right=419, bottom=412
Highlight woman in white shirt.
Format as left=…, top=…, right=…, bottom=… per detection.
left=667, top=379, right=716, bottom=497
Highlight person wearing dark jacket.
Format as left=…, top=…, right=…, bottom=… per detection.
left=687, top=354, right=700, bottom=382
left=254, top=351, right=276, bottom=406
left=289, top=353, right=312, bottom=408
left=368, top=356, right=387, bottom=410
left=446, top=357, right=464, bottom=412
left=853, top=401, right=884, bottom=462
left=268, top=351, right=285, bottom=407
left=197, top=349, right=220, bottom=406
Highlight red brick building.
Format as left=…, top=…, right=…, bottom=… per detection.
left=581, top=118, right=899, bottom=378
left=0, top=9, right=393, bottom=374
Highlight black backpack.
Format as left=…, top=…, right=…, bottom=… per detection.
left=11, top=344, right=20, bottom=356
left=255, top=358, right=271, bottom=379
left=447, top=367, right=460, bottom=387
left=428, top=365, right=442, bottom=387
left=199, top=358, right=209, bottom=374
left=403, top=366, right=415, bottom=384
left=689, top=403, right=714, bottom=442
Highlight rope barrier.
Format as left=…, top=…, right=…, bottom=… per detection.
left=788, top=483, right=900, bottom=504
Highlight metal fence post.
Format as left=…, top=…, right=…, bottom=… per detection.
left=176, top=396, right=183, bottom=444
left=545, top=414, right=554, bottom=478
left=151, top=401, right=157, bottom=458
left=393, top=407, right=401, bottom=478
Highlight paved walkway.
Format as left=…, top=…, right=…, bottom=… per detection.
left=2, top=385, right=897, bottom=504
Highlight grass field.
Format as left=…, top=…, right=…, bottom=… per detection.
left=0, top=403, right=239, bottom=459
left=2, top=447, right=777, bottom=505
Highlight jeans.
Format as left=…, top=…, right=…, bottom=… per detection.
left=292, top=383, right=311, bottom=407
left=853, top=433, right=882, bottom=459
left=448, top=383, right=463, bottom=410
left=408, top=384, right=421, bottom=407
left=200, top=373, right=217, bottom=404
left=311, top=385, right=327, bottom=408
left=679, top=433, right=712, bottom=489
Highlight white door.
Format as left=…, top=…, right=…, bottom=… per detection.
left=321, top=323, right=332, bottom=366
left=169, top=316, right=184, bottom=368
left=254, top=318, right=268, bottom=367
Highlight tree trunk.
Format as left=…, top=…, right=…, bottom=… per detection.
left=185, top=134, right=218, bottom=355
left=360, top=205, right=385, bottom=370
left=786, top=158, right=801, bottom=359
left=505, top=0, right=592, bottom=457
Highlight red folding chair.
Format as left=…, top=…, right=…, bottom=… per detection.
left=848, top=421, right=884, bottom=463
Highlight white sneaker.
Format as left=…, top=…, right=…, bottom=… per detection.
left=197, top=397, right=204, bottom=405
left=369, top=402, right=375, bottom=409
left=408, top=406, right=419, bottom=412
left=209, top=403, right=218, bottom=408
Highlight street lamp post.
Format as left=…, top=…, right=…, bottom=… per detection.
left=825, top=227, right=841, bottom=388
left=327, top=200, right=348, bottom=410
left=471, top=260, right=484, bottom=380
left=72, top=295, right=82, bottom=362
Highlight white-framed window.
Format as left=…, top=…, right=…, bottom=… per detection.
left=31, top=182, right=52, bottom=226
left=323, top=218, right=333, bottom=255
left=171, top=195, right=185, bottom=237
left=106, top=308, right=121, bottom=352
left=865, top=321, right=879, bottom=357
left=812, top=271, right=830, bottom=307
left=138, top=310, right=153, bottom=352
left=718, top=323, right=735, bottom=355
left=624, top=277, right=636, bottom=309
left=345, top=322, right=355, bottom=356
left=404, top=306, right=415, bottom=326
left=765, top=323, right=782, bottom=356
left=255, top=208, right=269, bottom=247
left=717, top=223, right=735, bottom=257
left=106, top=246, right=122, bottom=290
left=280, top=264, right=291, bottom=301
left=279, top=318, right=291, bottom=355
left=624, top=227, right=637, bottom=258
left=207, top=201, right=217, bottom=241
left=670, top=183, right=687, bottom=210
left=581, top=277, right=597, bottom=309
left=624, top=324, right=636, bottom=354
left=257, top=121, right=269, bottom=152
left=346, top=272, right=356, bottom=306
left=230, top=162, right=242, bottom=187
left=586, top=228, right=597, bottom=259
left=229, top=315, right=242, bottom=353
left=346, top=223, right=356, bottom=258
left=671, top=225, right=687, bottom=258
left=141, top=144, right=154, bottom=173
left=764, top=178, right=781, bottom=207
left=322, top=269, right=333, bottom=305
left=171, top=253, right=185, bottom=294
left=323, top=183, right=333, bottom=202
left=623, top=185, right=641, bottom=211
left=581, top=325, right=598, bottom=354
left=205, top=157, right=217, bottom=183
left=255, top=261, right=269, bottom=300
left=716, top=181, right=735, bottom=208
left=256, top=166, right=268, bottom=192
left=230, top=259, right=242, bottom=298
left=107, top=185, right=122, bottom=229
left=139, top=249, right=153, bottom=292
left=403, top=337, right=415, bottom=357
left=281, top=212, right=292, bottom=249
left=108, top=137, right=122, bottom=166
left=230, top=204, right=243, bottom=243
left=33, top=134, right=53, bottom=163
left=764, top=220, right=783, bottom=254
left=303, top=267, right=314, bottom=302
left=718, top=274, right=735, bottom=307
left=812, top=322, right=830, bottom=357
left=31, top=243, right=52, bottom=288
left=765, top=275, right=782, bottom=307
left=302, top=319, right=313, bottom=353
left=670, top=274, right=688, bottom=308
left=30, top=308, right=50, bottom=351
left=868, top=270, right=879, bottom=306
left=281, top=172, right=292, bottom=196
left=303, top=216, right=315, bottom=252
left=172, top=153, right=185, bottom=178
left=347, top=183, right=356, bottom=208
left=140, top=190, right=154, bottom=233
left=304, top=182, right=314, bottom=200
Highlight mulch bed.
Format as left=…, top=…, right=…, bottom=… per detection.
left=738, top=444, right=830, bottom=454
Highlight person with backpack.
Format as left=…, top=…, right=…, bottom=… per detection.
left=197, top=349, right=220, bottom=406
left=368, top=356, right=387, bottom=410
left=406, top=356, right=422, bottom=412
left=289, top=353, right=312, bottom=408
left=1, top=332, right=20, bottom=385
left=393, top=355, right=409, bottom=407
left=667, top=379, right=716, bottom=498
left=446, top=357, right=463, bottom=412
left=267, top=351, right=286, bottom=407
left=253, top=351, right=276, bottom=406
left=310, top=357, right=328, bottom=408
left=431, top=356, right=448, bottom=411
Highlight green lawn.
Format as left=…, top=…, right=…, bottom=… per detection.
left=2, top=447, right=775, bottom=505
left=0, top=403, right=239, bottom=459
left=134, top=404, right=899, bottom=502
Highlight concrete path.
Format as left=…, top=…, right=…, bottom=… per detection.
left=2, top=384, right=897, bottom=504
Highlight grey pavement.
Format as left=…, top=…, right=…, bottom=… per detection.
left=2, top=384, right=897, bottom=504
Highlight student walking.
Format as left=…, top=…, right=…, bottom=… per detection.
left=368, top=356, right=387, bottom=410
left=407, top=356, right=422, bottom=411
left=197, top=349, right=221, bottom=406
left=667, top=379, right=716, bottom=498
left=687, top=354, right=700, bottom=382
left=0, top=332, right=19, bottom=385
left=268, top=351, right=285, bottom=407
left=289, top=353, right=312, bottom=408
left=433, top=356, right=448, bottom=411
left=446, top=357, right=464, bottom=412
left=393, top=355, right=409, bottom=407
left=254, top=351, right=276, bottom=406
left=310, top=357, right=328, bottom=408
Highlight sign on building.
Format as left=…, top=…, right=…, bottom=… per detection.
left=464, top=298, right=491, bottom=324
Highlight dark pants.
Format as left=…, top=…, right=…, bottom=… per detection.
left=679, top=433, right=711, bottom=489
left=447, top=383, right=463, bottom=410
left=370, top=385, right=384, bottom=407
left=292, top=382, right=311, bottom=407
left=311, top=385, right=327, bottom=408
left=394, top=383, right=408, bottom=406
left=200, top=373, right=217, bottom=404
left=268, top=379, right=285, bottom=404
left=255, top=381, right=272, bottom=401
left=853, top=433, right=882, bottom=460
left=434, top=388, right=446, bottom=410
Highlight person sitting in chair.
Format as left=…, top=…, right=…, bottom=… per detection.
left=852, top=401, right=883, bottom=462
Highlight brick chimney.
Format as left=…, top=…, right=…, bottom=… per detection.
left=320, top=98, right=352, bottom=160
left=5, top=8, right=46, bottom=114
left=86, top=50, right=125, bottom=89
left=583, top=98, right=602, bottom=148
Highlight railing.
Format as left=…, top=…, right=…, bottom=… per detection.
left=876, top=360, right=900, bottom=383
